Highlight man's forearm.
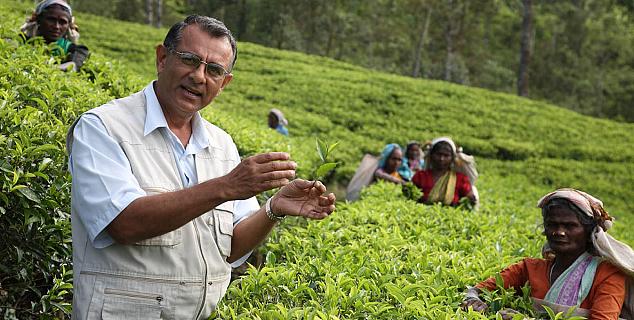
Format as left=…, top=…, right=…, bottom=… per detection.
left=106, top=176, right=232, bottom=244
left=227, top=208, right=276, bottom=263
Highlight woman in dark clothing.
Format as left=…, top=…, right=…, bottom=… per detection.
left=20, top=0, right=90, bottom=71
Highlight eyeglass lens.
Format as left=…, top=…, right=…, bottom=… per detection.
left=177, top=52, right=226, bottom=77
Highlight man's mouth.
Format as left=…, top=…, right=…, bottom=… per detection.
left=181, top=86, right=202, bottom=97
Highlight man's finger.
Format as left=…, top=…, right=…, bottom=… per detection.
left=318, top=194, right=335, bottom=206
left=260, top=160, right=297, bottom=173
left=261, top=170, right=296, bottom=182
left=259, top=179, right=291, bottom=191
left=252, top=152, right=290, bottom=164
left=289, top=179, right=313, bottom=189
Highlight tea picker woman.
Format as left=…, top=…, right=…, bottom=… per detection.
left=374, top=143, right=409, bottom=185
left=462, top=189, right=634, bottom=320
left=399, top=141, right=425, bottom=181
left=20, top=0, right=90, bottom=71
left=268, top=108, right=289, bottom=136
left=411, top=137, right=476, bottom=206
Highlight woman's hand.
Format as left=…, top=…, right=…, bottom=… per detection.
left=271, top=179, right=336, bottom=219
left=498, top=308, right=520, bottom=320
left=460, top=297, right=488, bottom=312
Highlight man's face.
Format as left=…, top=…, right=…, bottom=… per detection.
left=155, top=25, right=233, bottom=120
left=38, top=6, right=70, bottom=43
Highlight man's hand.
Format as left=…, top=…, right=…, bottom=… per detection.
left=271, top=179, right=336, bottom=219
left=222, top=152, right=297, bottom=200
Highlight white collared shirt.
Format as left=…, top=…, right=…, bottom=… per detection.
left=69, top=82, right=258, bottom=258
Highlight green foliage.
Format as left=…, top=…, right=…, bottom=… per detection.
left=401, top=182, right=422, bottom=202
left=0, top=1, right=632, bottom=318
left=0, top=10, right=142, bottom=316
left=64, top=0, right=634, bottom=122
left=214, top=182, right=547, bottom=318
left=313, top=139, right=339, bottom=181
left=541, top=305, right=587, bottom=320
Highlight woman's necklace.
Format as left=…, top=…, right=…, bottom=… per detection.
left=549, top=260, right=558, bottom=285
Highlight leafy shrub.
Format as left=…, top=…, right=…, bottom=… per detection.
left=0, top=27, right=141, bottom=317
left=0, top=1, right=632, bottom=318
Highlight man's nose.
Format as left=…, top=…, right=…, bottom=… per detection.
left=189, top=64, right=206, bottom=83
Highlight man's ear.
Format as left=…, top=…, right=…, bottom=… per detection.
left=156, top=44, right=168, bottom=74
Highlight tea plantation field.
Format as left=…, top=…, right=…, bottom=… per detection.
left=1, top=1, right=633, bottom=318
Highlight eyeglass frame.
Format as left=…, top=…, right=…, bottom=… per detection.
left=168, top=48, right=231, bottom=79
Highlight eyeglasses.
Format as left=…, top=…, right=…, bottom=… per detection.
left=170, top=49, right=229, bottom=78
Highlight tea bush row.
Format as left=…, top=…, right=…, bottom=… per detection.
left=1, top=2, right=633, bottom=318
left=0, top=16, right=145, bottom=316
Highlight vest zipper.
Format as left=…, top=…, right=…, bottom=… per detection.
left=192, top=218, right=209, bottom=320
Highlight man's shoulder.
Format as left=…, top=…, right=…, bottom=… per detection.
left=88, top=90, right=146, bottom=116
left=198, top=118, right=240, bottom=162
left=200, top=118, right=234, bottom=143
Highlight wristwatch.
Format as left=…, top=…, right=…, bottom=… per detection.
left=265, top=197, right=285, bottom=222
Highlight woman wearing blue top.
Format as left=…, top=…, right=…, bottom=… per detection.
left=268, top=108, right=289, bottom=136
left=374, top=143, right=409, bottom=184
left=400, top=141, right=424, bottom=181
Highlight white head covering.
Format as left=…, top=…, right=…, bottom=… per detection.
left=537, top=188, right=634, bottom=276
left=269, top=108, right=288, bottom=126
left=430, top=137, right=456, bottom=154
left=36, top=0, right=72, bottom=16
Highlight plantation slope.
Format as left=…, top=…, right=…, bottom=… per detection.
left=55, top=4, right=634, bottom=189
left=212, top=183, right=546, bottom=318
left=2, top=2, right=634, bottom=319
left=3, top=0, right=632, bottom=236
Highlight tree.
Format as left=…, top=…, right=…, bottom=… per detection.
left=517, top=0, right=533, bottom=97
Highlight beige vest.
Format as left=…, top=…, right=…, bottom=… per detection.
left=68, top=91, right=239, bottom=320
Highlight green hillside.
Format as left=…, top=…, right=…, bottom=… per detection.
left=1, top=1, right=633, bottom=318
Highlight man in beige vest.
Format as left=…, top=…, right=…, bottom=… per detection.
left=66, top=15, right=336, bottom=319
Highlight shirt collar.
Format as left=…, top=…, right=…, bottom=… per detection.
left=142, top=82, right=211, bottom=149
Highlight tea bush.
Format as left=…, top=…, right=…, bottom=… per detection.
left=0, top=13, right=144, bottom=316
left=1, top=1, right=633, bottom=318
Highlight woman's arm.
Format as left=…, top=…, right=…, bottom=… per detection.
left=588, top=266, right=626, bottom=320
left=374, top=168, right=405, bottom=184
left=66, top=43, right=90, bottom=69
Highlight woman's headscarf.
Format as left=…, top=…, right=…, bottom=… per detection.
left=36, top=0, right=72, bottom=15
left=20, top=0, right=79, bottom=42
left=537, top=188, right=634, bottom=276
left=377, top=143, right=401, bottom=170
left=269, top=108, right=288, bottom=126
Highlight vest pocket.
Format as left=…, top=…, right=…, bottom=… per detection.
left=212, top=205, right=234, bottom=257
left=134, top=187, right=183, bottom=247
left=102, top=288, right=168, bottom=319
left=134, top=228, right=182, bottom=247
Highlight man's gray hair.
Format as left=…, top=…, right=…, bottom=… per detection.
left=163, top=15, right=237, bottom=71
